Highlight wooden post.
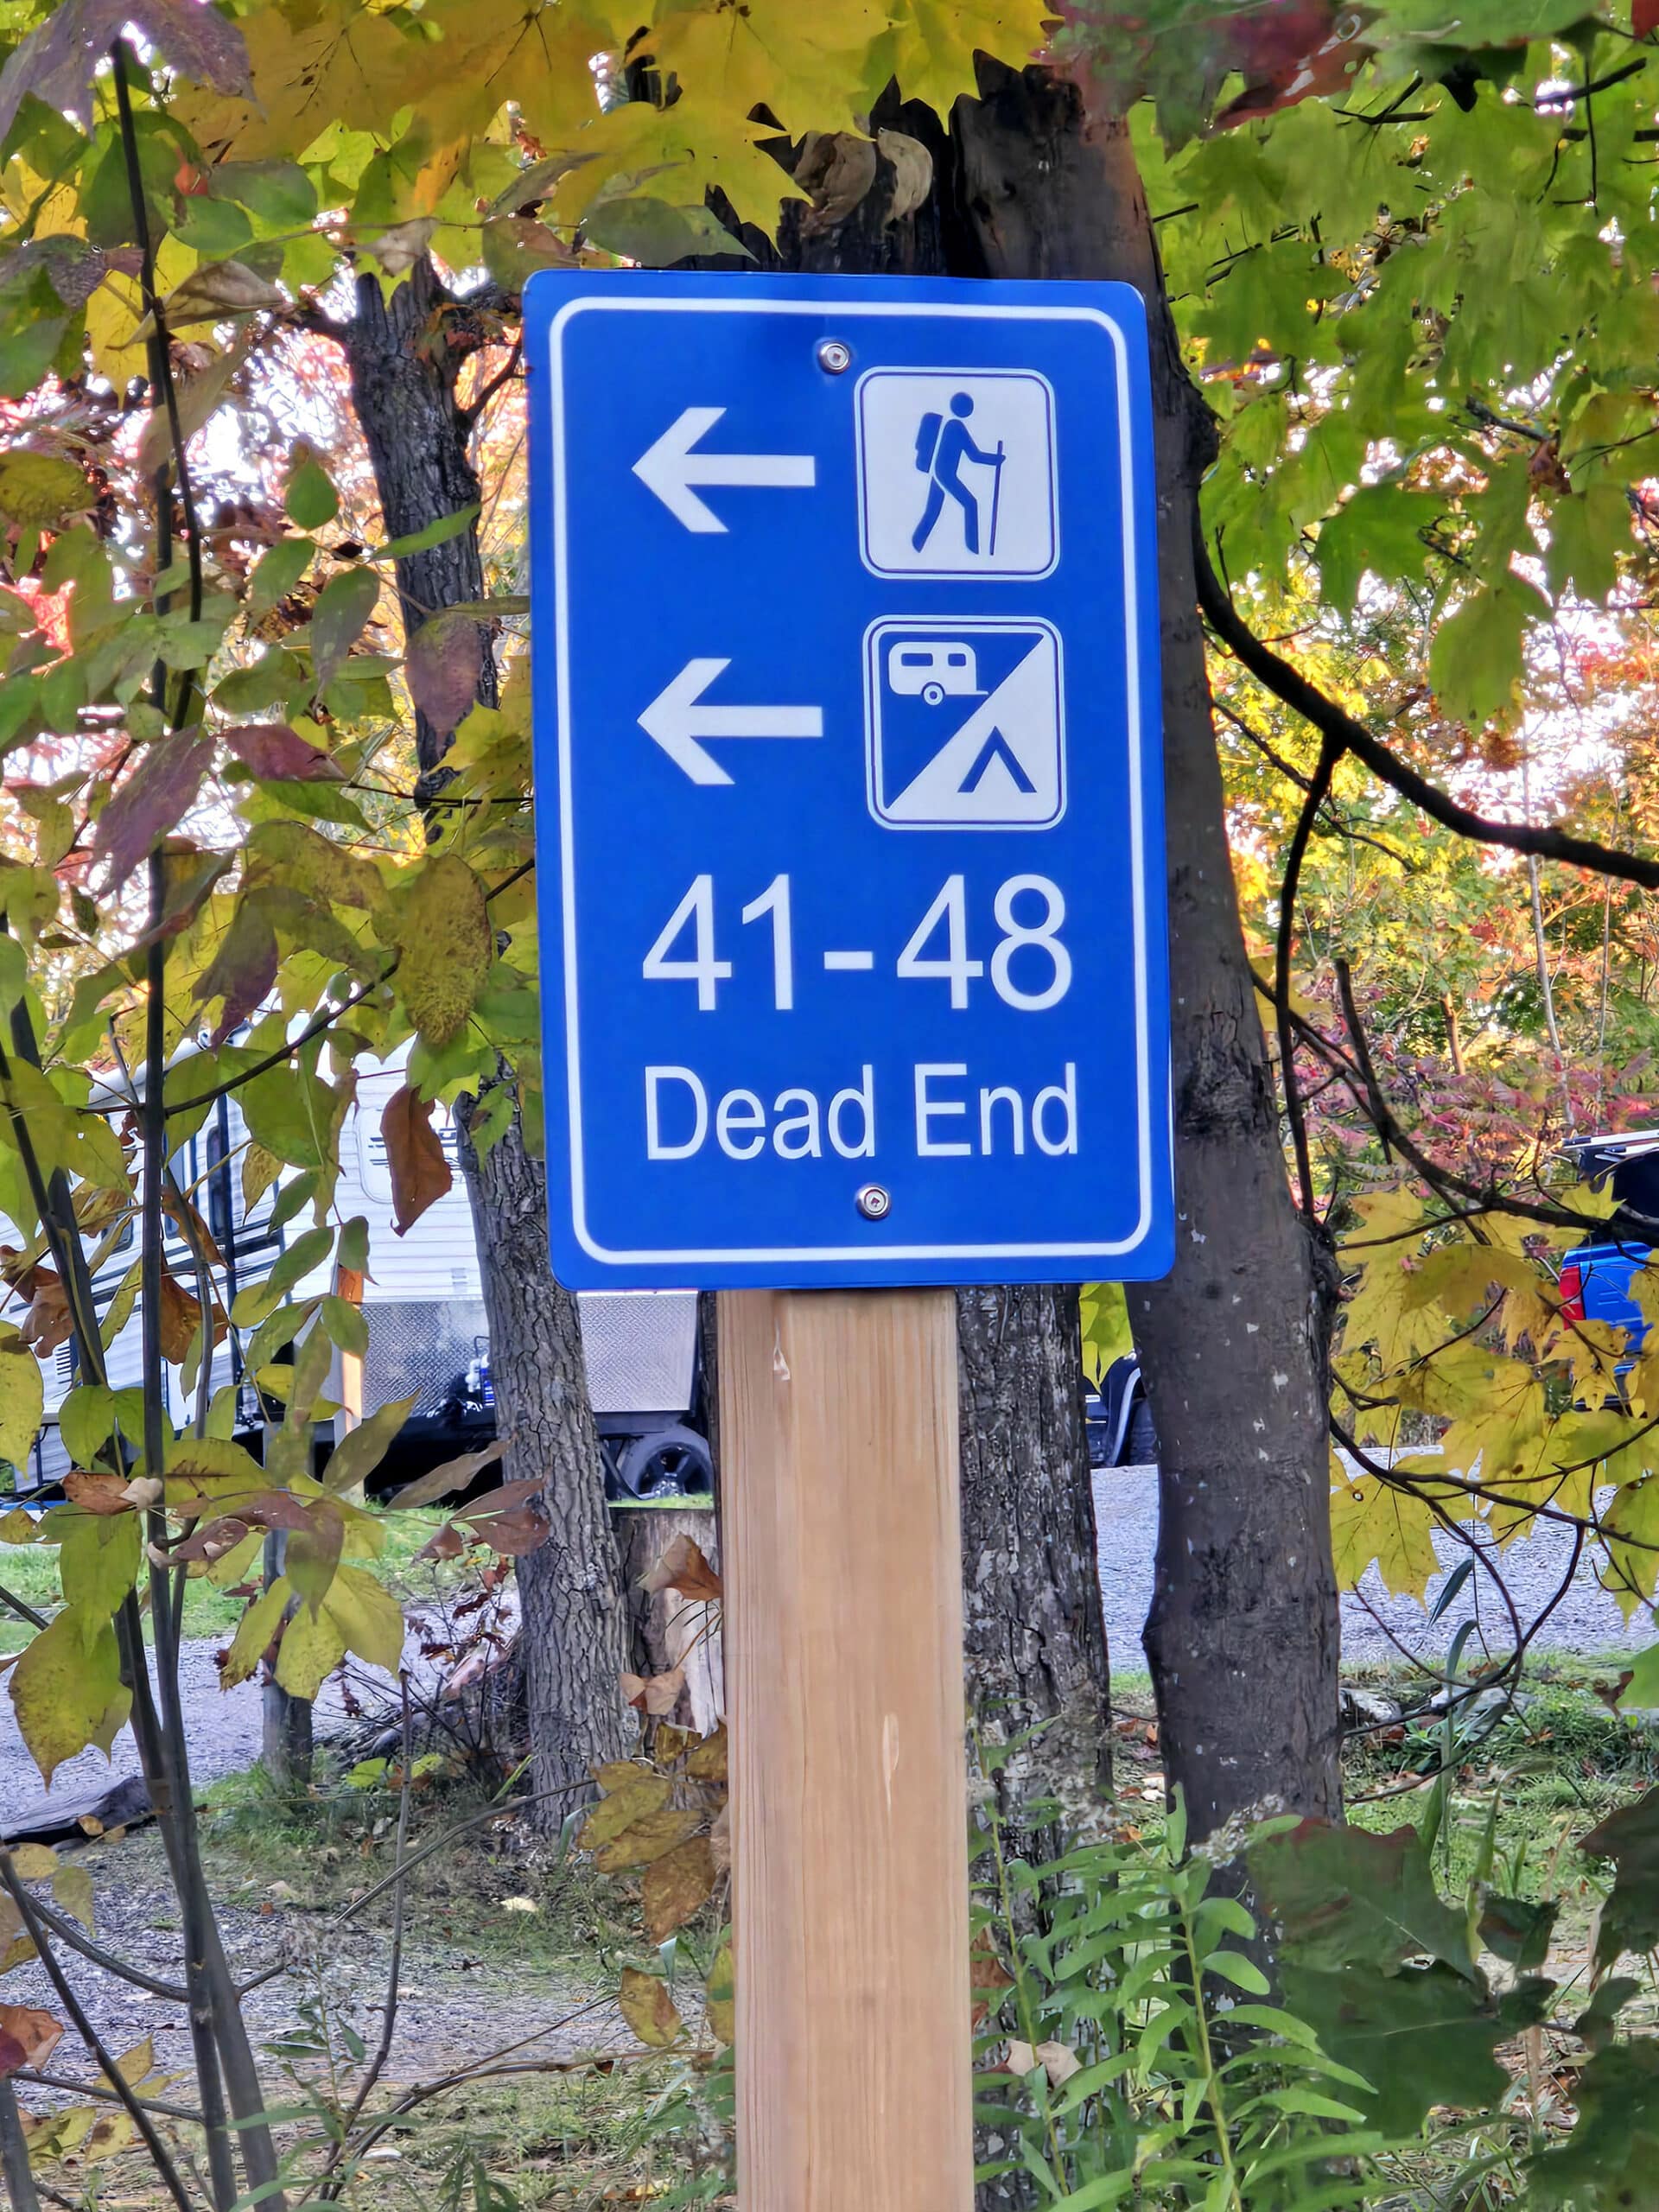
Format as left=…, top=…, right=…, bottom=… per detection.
left=719, top=1289, right=972, bottom=2212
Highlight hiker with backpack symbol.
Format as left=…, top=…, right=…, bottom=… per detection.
left=911, top=392, right=1004, bottom=556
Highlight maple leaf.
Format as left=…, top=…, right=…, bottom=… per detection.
left=1330, top=1453, right=1440, bottom=1599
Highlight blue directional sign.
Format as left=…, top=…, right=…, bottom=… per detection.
left=524, top=272, right=1172, bottom=1290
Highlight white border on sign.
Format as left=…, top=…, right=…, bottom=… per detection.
left=548, top=295, right=1154, bottom=1268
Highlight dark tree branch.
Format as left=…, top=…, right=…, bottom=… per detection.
left=1279, top=738, right=1341, bottom=1213
left=0, top=1852, right=198, bottom=2212
left=1196, top=532, right=1659, bottom=890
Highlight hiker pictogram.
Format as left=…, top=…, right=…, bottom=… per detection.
left=865, top=620, right=1065, bottom=830
left=911, top=393, right=1005, bottom=557
left=856, top=369, right=1058, bottom=579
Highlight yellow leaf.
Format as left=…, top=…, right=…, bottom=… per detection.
left=880, top=0, right=1054, bottom=119
left=6, top=1845, right=56, bottom=1881
left=388, top=853, right=492, bottom=1049
left=1329, top=1454, right=1440, bottom=1599
left=642, top=1835, right=717, bottom=1942
left=579, top=1770, right=671, bottom=1851
left=9, top=1609, right=130, bottom=1785
left=224, top=1577, right=290, bottom=1688
left=591, top=1807, right=704, bottom=1872
left=320, top=1560, right=405, bottom=1673
left=619, top=1967, right=682, bottom=2050
left=273, top=1593, right=347, bottom=1699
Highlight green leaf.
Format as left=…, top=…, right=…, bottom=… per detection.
left=246, top=537, right=315, bottom=620
left=370, top=505, right=479, bottom=561
left=584, top=198, right=753, bottom=266
left=1580, top=1788, right=1659, bottom=1974
left=1529, top=2037, right=1659, bottom=2207
left=318, top=1392, right=418, bottom=1497
left=1252, top=1818, right=1477, bottom=1976
left=230, top=1224, right=334, bottom=1329
left=1317, top=486, right=1443, bottom=613
left=1427, top=575, right=1548, bottom=728
left=321, top=1294, right=368, bottom=1357
left=285, top=455, right=339, bottom=531
left=211, top=161, right=318, bottom=229
left=1281, top=1961, right=1547, bottom=2134
left=57, top=1508, right=141, bottom=1621
left=308, top=566, right=380, bottom=695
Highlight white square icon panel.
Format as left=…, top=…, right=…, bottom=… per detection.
left=855, top=369, right=1058, bottom=580
left=864, top=618, right=1065, bottom=830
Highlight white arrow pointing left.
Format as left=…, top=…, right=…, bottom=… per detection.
left=633, top=406, right=817, bottom=533
left=639, top=658, right=823, bottom=785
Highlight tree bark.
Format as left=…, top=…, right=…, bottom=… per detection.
left=738, top=113, right=1114, bottom=1821
left=457, top=1094, right=633, bottom=1797
left=957, top=1287, right=1109, bottom=1813
left=342, top=263, right=632, bottom=1814
left=952, top=66, right=1342, bottom=1838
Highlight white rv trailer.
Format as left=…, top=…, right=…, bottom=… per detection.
left=25, top=1042, right=710, bottom=1501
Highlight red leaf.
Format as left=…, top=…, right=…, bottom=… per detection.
left=222, top=722, right=343, bottom=782
left=1638, top=0, right=1659, bottom=36
left=382, top=1084, right=452, bottom=1236
left=405, top=609, right=484, bottom=741
left=0, top=0, right=253, bottom=149
left=1212, top=0, right=1372, bottom=126
left=93, top=726, right=215, bottom=888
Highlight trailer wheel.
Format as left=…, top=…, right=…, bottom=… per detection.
left=614, top=1423, right=714, bottom=1501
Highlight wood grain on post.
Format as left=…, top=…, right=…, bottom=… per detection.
left=719, top=1288, right=972, bottom=2212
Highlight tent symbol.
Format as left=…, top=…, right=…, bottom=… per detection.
left=865, top=620, right=1065, bottom=830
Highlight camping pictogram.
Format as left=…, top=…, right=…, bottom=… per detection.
left=864, top=619, right=1065, bottom=830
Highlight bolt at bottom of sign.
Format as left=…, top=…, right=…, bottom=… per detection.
left=855, top=1184, right=892, bottom=1220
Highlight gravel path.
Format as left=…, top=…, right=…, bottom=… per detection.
left=1093, top=1465, right=1655, bottom=1672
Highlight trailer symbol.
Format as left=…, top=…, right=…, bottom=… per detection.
left=887, top=641, right=982, bottom=706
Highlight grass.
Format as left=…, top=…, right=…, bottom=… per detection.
left=0, top=1502, right=460, bottom=1653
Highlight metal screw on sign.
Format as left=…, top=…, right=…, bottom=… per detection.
left=817, top=338, right=853, bottom=374
left=855, top=1184, right=892, bottom=1220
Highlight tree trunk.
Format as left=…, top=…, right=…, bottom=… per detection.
left=341, top=264, right=632, bottom=1814
left=457, top=1094, right=633, bottom=1797
left=953, top=67, right=1343, bottom=1838
left=735, top=113, right=1114, bottom=1821
left=957, top=1287, right=1109, bottom=1813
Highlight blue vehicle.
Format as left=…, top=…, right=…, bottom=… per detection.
left=1556, top=1132, right=1659, bottom=1343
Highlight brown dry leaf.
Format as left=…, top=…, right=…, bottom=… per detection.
left=796, top=130, right=878, bottom=234
left=685, top=1725, right=728, bottom=1784
left=578, top=1772, right=671, bottom=1852
left=1006, top=2038, right=1038, bottom=2078
left=970, top=1926, right=1014, bottom=2028
left=157, top=1270, right=211, bottom=1363
left=640, top=1532, right=721, bottom=1604
left=19, top=1273, right=71, bottom=1357
left=64, top=1472, right=130, bottom=1516
left=618, top=1967, right=682, bottom=2050
left=0, top=2004, right=62, bottom=2077
left=641, top=1836, right=716, bottom=1942
left=877, top=128, right=932, bottom=221
left=708, top=1799, right=731, bottom=1877
left=414, top=1521, right=466, bottom=1561
left=620, top=1666, right=685, bottom=1718
left=592, top=1807, right=703, bottom=1873
left=1034, top=2040, right=1081, bottom=2087
left=381, top=1084, right=452, bottom=1236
